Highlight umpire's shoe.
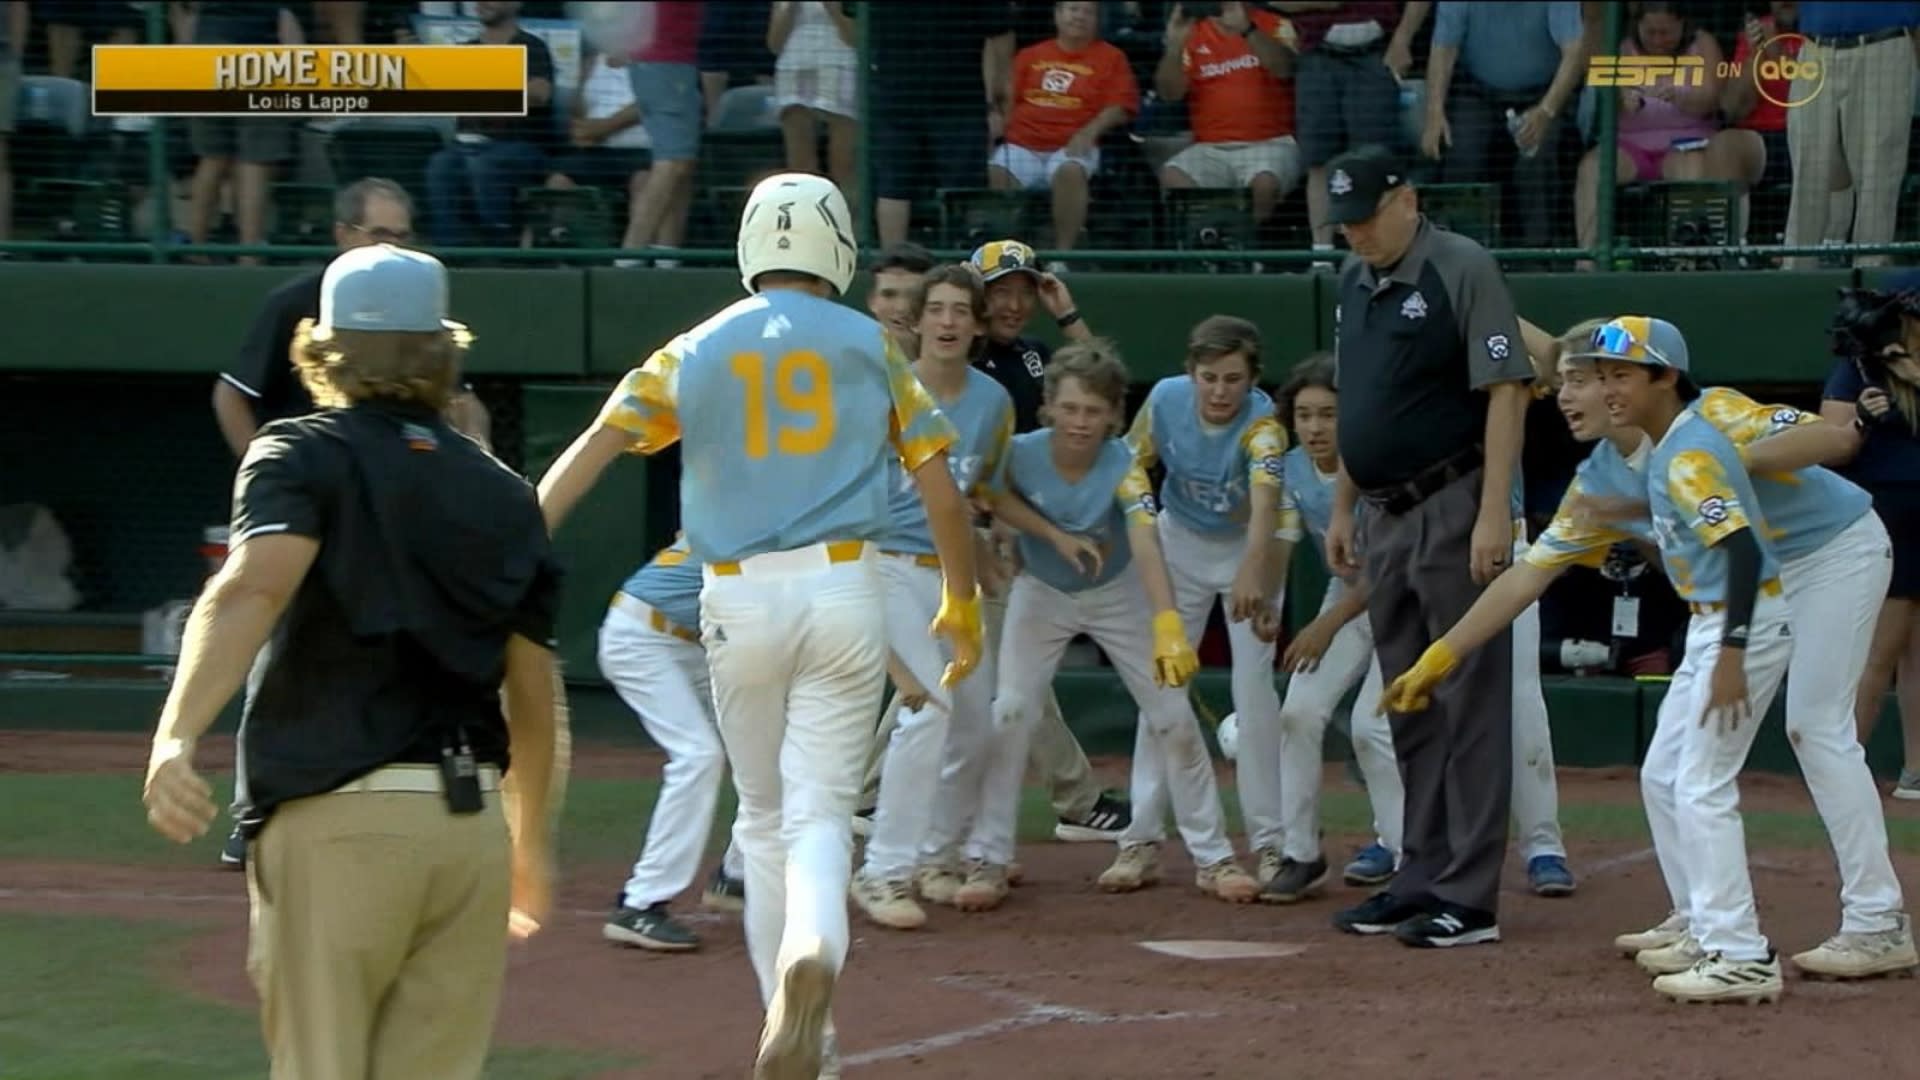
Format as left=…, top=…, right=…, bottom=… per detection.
left=1395, top=903, right=1501, bottom=949
left=604, top=902, right=700, bottom=952
left=1333, top=891, right=1426, bottom=936
left=1054, top=790, right=1130, bottom=843
left=219, top=825, right=248, bottom=870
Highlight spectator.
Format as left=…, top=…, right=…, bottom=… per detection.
left=1156, top=1, right=1301, bottom=235
left=0, top=0, right=20, bottom=246
left=1715, top=2, right=1849, bottom=245
left=1824, top=281, right=1920, bottom=797
left=990, top=1, right=1140, bottom=261
left=697, top=0, right=772, bottom=126
left=542, top=49, right=688, bottom=265
left=425, top=1, right=553, bottom=247
left=768, top=1, right=858, bottom=201
left=1285, top=1, right=1422, bottom=255
left=1573, top=2, right=1733, bottom=267
left=865, top=240, right=936, bottom=352
left=1421, top=2, right=1584, bottom=249
left=620, top=0, right=703, bottom=264
left=868, top=2, right=1016, bottom=247
left=36, top=0, right=142, bottom=79
left=1783, top=1, right=1920, bottom=269
left=180, top=2, right=303, bottom=264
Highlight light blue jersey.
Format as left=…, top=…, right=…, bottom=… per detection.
left=1523, top=440, right=1658, bottom=571
left=595, top=289, right=958, bottom=565
left=1277, top=446, right=1338, bottom=552
left=884, top=367, right=1015, bottom=556
left=617, top=536, right=703, bottom=632
left=1000, top=431, right=1159, bottom=594
left=1126, top=377, right=1288, bottom=537
left=1643, top=410, right=1781, bottom=606
left=1692, top=388, right=1874, bottom=563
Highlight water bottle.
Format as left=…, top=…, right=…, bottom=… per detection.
left=1507, top=108, right=1540, bottom=160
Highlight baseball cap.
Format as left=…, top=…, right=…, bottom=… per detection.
left=1325, top=146, right=1408, bottom=226
left=319, top=243, right=452, bottom=333
left=970, top=239, right=1043, bottom=284
left=1565, top=315, right=1691, bottom=372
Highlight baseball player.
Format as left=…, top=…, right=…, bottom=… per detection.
left=974, top=339, right=1260, bottom=904
left=854, top=263, right=1016, bottom=931
left=1389, top=317, right=1913, bottom=1001
left=537, top=173, right=984, bottom=1080
left=1123, top=315, right=1293, bottom=886
left=598, top=535, right=750, bottom=952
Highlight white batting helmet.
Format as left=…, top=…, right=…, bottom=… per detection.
left=737, top=172, right=858, bottom=297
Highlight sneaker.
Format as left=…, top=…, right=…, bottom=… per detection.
left=1258, top=857, right=1330, bottom=905
left=1343, top=842, right=1396, bottom=887
left=1615, top=911, right=1690, bottom=956
left=1651, top=952, right=1783, bottom=1005
left=1055, top=791, right=1131, bottom=842
left=1007, top=861, right=1025, bottom=886
left=219, top=825, right=248, bottom=870
left=1334, top=891, right=1428, bottom=936
left=1527, top=854, right=1577, bottom=897
left=915, top=863, right=965, bottom=907
left=1792, top=916, right=1920, bottom=979
left=1894, top=771, right=1920, bottom=801
left=1395, top=904, right=1501, bottom=949
left=701, top=865, right=746, bottom=913
left=850, top=807, right=875, bottom=838
left=850, top=871, right=927, bottom=930
left=1196, top=858, right=1260, bottom=903
left=1254, top=846, right=1284, bottom=886
left=1637, top=935, right=1706, bottom=975
left=1097, top=842, right=1162, bottom=892
left=754, top=948, right=837, bottom=1080
left=603, top=902, right=701, bottom=952
left=954, top=861, right=1011, bottom=912
left=817, top=1030, right=842, bottom=1080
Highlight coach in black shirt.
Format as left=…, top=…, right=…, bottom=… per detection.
left=143, top=244, right=563, bottom=1078
left=968, top=238, right=1093, bottom=431
left=1318, top=146, right=1533, bottom=949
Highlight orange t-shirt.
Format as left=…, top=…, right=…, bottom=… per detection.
left=1182, top=10, right=1298, bottom=144
left=1005, top=38, right=1142, bottom=153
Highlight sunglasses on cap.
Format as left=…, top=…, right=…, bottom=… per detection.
left=1590, top=323, right=1670, bottom=367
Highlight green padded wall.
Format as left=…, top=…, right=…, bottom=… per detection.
left=1542, top=675, right=1641, bottom=768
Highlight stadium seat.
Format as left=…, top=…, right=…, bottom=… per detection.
left=1618, top=181, right=1739, bottom=266
left=937, top=188, right=1046, bottom=251
left=522, top=187, right=619, bottom=251
left=13, top=76, right=91, bottom=183
left=268, top=184, right=338, bottom=249
left=1161, top=188, right=1254, bottom=268
left=317, top=117, right=455, bottom=212
left=1417, top=182, right=1501, bottom=247
left=700, top=85, right=785, bottom=195
left=13, top=76, right=128, bottom=247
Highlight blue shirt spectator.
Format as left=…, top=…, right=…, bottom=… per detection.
left=1798, top=3, right=1920, bottom=36
left=1432, top=2, right=1584, bottom=92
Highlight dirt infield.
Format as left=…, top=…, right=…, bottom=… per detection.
left=7, top=732, right=1920, bottom=1078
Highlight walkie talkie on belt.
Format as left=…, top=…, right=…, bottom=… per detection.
left=439, top=725, right=484, bottom=815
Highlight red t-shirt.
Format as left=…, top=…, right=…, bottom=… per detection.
left=1005, top=38, right=1142, bottom=152
left=1182, top=10, right=1298, bottom=144
left=631, top=0, right=703, bottom=65
left=1732, top=16, right=1804, bottom=134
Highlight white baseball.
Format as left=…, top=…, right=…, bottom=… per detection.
left=1216, top=712, right=1239, bottom=761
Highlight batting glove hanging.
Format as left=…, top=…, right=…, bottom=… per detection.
left=931, top=583, right=985, bottom=687
left=1150, top=610, right=1199, bottom=688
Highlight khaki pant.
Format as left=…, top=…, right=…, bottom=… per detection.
left=859, top=590, right=1102, bottom=821
left=247, top=783, right=511, bottom=1080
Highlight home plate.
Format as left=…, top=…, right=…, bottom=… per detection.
left=1138, top=940, right=1309, bottom=960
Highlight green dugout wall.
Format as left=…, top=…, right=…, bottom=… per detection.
left=2, top=262, right=1908, bottom=774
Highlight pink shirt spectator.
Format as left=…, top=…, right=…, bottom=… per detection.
left=1616, top=33, right=1719, bottom=179
left=632, top=1, right=703, bottom=65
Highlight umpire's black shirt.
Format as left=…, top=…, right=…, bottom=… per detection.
left=1333, top=218, right=1531, bottom=490
left=230, top=400, right=561, bottom=833
left=223, top=270, right=324, bottom=425
left=976, top=336, right=1049, bottom=433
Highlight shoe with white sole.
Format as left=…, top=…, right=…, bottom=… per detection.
left=1253, top=846, right=1283, bottom=886
left=1637, top=935, right=1706, bottom=975
left=850, top=871, right=926, bottom=930
left=1893, top=770, right=1920, bottom=801
left=1097, top=842, right=1162, bottom=892
left=1196, top=858, right=1260, bottom=904
left=850, top=807, right=875, bottom=838
left=1652, top=952, right=1783, bottom=1005
left=915, top=863, right=964, bottom=907
left=1792, top=916, right=1920, bottom=979
left=954, top=861, right=1011, bottom=912
left=1615, top=911, right=1689, bottom=956
left=701, top=865, right=745, bottom=914
left=1055, top=790, right=1131, bottom=842
left=754, top=947, right=838, bottom=1080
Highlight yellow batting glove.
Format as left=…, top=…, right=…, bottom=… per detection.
left=930, top=583, right=985, bottom=688
left=1381, top=639, right=1460, bottom=715
left=1150, top=610, right=1199, bottom=689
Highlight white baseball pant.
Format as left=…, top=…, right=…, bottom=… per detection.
left=920, top=590, right=1005, bottom=869
left=1153, top=513, right=1285, bottom=851
left=863, top=554, right=994, bottom=882
left=1641, top=595, right=1795, bottom=963
left=700, top=543, right=888, bottom=1006
left=989, top=569, right=1236, bottom=868
left=598, top=599, right=741, bottom=910
left=1778, top=513, right=1905, bottom=933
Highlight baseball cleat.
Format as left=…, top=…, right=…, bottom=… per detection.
left=1395, top=906, right=1500, bottom=949
left=915, top=863, right=965, bottom=907
left=1637, top=935, right=1705, bottom=975
left=701, top=865, right=745, bottom=913
left=1259, top=856, right=1330, bottom=905
left=219, top=826, right=248, bottom=870
left=1196, top=858, right=1260, bottom=904
left=603, top=902, right=700, bottom=952
left=1652, top=952, right=1783, bottom=1005
left=1615, top=911, right=1690, bottom=956
left=754, top=947, right=837, bottom=1080
left=1254, top=846, right=1283, bottom=886
left=850, top=871, right=927, bottom=930
left=1097, top=842, right=1162, bottom=892
left=1055, top=791, right=1130, bottom=843
left=1893, top=770, right=1920, bottom=801
left=954, top=861, right=1011, bottom=912
left=1334, top=891, right=1427, bottom=936
left=1526, top=855, right=1576, bottom=897
left=1792, top=916, right=1920, bottom=980
left=1342, top=842, right=1396, bottom=887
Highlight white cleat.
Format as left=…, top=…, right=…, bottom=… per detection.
left=1097, top=842, right=1162, bottom=893
left=1637, top=935, right=1706, bottom=975
left=754, top=947, right=838, bottom=1080
left=850, top=871, right=927, bottom=930
left=1652, top=952, right=1783, bottom=1006
left=1792, top=916, right=1920, bottom=980
left=1615, top=911, right=1690, bottom=956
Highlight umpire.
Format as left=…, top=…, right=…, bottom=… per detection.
left=143, top=245, right=564, bottom=1077
left=1319, top=146, right=1533, bottom=948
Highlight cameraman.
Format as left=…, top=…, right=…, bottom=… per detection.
left=1824, top=277, right=1920, bottom=798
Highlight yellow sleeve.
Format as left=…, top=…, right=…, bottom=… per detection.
left=882, top=331, right=957, bottom=473
left=595, top=342, right=684, bottom=454
left=1123, top=403, right=1158, bottom=471
left=1695, top=386, right=1818, bottom=448
left=1115, top=459, right=1159, bottom=528
left=1667, top=448, right=1752, bottom=547
left=1241, top=415, right=1289, bottom=489
left=1521, top=476, right=1633, bottom=570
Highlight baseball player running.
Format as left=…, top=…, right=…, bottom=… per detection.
left=538, top=173, right=984, bottom=1080
left=1123, top=316, right=1293, bottom=885
left=979, top=340, right=1260, bottom=903
left=853, top=264, right=1016, bottom=931
left=598, top=535, right=748, bottom=952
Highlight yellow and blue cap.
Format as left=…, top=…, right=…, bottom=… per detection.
left=1565, top=315, right=1698, bottom=399
left=970, top=239, right=1042, bottom=284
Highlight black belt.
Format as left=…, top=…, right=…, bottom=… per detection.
left=1359, top=445, right=1483, bottom=516
left=1809, top=26, right=1910, bottom=50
